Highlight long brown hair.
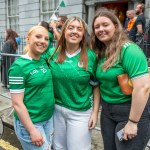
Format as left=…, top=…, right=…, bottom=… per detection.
left=51, top=16, right=88, bottom=69
left=90, top=10, right=130, bottom=70
left=5, top=29, right=18, bottom=50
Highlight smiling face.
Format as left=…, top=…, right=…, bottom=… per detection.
left=94, top=16, right=116, bottom=45
left=65, top=20, right=84, bottom=47
left=27, top=27, right=49, bottom=57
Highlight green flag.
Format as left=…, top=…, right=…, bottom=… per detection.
left=60, top=0, right=65, bottom=7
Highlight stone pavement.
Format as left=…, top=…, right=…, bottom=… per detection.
left=0, top=84, right=13, bottom=128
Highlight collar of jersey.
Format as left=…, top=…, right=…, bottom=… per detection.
left=21, top=54, right=32, bottom=60
left=65, top=48, right=81, bottom=58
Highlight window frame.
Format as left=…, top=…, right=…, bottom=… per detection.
left=6, top=0, right=19, bottom=33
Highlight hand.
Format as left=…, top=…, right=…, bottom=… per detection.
left=123, top=121, right=138, bottom=140
left=50, top=21, right=57, bottom=29
left=30, top=128, right=44, bottom=146
left=88, top=110, right=98, bottom=129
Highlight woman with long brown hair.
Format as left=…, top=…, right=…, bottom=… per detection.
left=91, top=10, right=150, bottom=150
left=1, top=29, right=18, bottom=88
left=46, top=16, right=100, bottom=150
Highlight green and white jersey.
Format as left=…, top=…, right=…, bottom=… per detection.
left=8, top=55, right=55, bottom=123
left=46, top=48, right=98, bottom=111
left=96, top=42, right=149, bottom=104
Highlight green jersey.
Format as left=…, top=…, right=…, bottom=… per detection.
left=9, top=55, right=55, bottom=123
left=46, top=48, right=98, bottom=111
left=96, top=42, right=149, bottom=104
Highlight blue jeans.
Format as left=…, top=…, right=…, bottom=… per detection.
left=100, top=98, right=150, bottom=150
left=14, top=117, right=53, bottom=150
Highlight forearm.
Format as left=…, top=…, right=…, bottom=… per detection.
left=53, top=30, right=61, bottom=40
left=129, top=87, right=149, bottom=122
left=13, top=103, right=36, bottom=134
left=93, top=86, right=100, bottom=113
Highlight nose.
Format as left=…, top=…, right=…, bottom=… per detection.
left=72, top=27, right=77, bottom=33
left=98, top=26, right=104, bottom=31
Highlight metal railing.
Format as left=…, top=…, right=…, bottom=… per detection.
left=0, top=35, right=57, bottom=54
left=0, top=53, right=21, bottom=87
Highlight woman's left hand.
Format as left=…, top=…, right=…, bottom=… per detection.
left=123, top=121, right=138, bottom=140
left=88, top=110, right=99, bottom=129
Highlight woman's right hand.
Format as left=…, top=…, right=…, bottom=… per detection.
left=30, top=128, right=45, bottom=146
left=123, top=121, right=138, bottom=140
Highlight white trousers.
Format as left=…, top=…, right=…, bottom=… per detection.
left=53, top=104, right=92, bottom=150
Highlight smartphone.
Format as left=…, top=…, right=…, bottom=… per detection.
left=116, top=128, right=124, bottom=141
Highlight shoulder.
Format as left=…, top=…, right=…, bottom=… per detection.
left=136, top=15, right=145, bottom=22
left=87, top=48, right=97, bottom=58
left=4, top=40, right=12, bottom=46
left=121, top=42, right=146, bottom=58
left=11, top=56, right=31, bottom=68
left=47, top=47, right=57, bottom=55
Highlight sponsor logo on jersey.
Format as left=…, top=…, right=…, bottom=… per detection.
left=30, top=65, right=47, bottom=75
left=78, top=61, right=84, bottom=68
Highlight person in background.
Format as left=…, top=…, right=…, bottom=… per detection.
left=45, top=16, right=100, bottom=150
left=91, top=10, right=150, bottom=150
left=38, top=21, right=55, bottom=51
left=126, top=10, right=137, bottom=33
left=8, top=25, right=55, bottom=150
left=129, top=3, right=146, bottom=42
left=1, top=29, right=18, bottom=88
left=124, top=10, right=130, bottom=30
left=50, top=15, right=68, bottom=40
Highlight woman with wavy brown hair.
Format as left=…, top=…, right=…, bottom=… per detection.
left=45, top=16, right=100, bottom=150
left=91, top=10, right=150, bottom=150
left=1, top=29, right=18, bottom=88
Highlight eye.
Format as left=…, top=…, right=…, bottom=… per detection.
left=103, top=23, right=108, bottom=27
left=94, top=25, right=99, bottom=29
left=77, top=28, right=82, bottom=32
left=68, top=26, right=74, bottom=30
left=45, top=37, right=49, bottom=41
left=36, top=35, right=42, bottom=39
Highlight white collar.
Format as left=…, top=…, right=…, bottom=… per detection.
left=21, top=54, right=32, bottom=60
left=66, top=48, right=81, bottom=58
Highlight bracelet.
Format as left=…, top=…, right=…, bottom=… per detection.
left=128, top=118, right=138, bottom=124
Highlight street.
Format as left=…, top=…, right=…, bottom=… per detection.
left=0, top=126, right=22, bottom=150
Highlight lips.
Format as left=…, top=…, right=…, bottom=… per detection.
left=37, top=44, right=47, bottom=50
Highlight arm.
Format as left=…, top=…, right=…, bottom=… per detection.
left=137, top=24, right=143, bottom=34
left=50, top=21, right=61, bottom=40
left=123, top=75, right=150, bottom=140
left=88, top=85, right=100, bottom=129
left=11, top=93, right=44, bottom=146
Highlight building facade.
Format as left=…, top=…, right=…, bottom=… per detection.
left=0, top=0, right=149, bottom=36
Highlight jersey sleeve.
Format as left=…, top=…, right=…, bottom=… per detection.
left=136, top=16, right=143, bottom=26
left=88, top=49, right=99, bottom=86
left=121, top=43, right=149, bottom=79
left=8, top=63, right=25, bottom=93
left=42, top=47, right=56, bottom=62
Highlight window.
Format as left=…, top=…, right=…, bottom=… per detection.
left=40, top=0, right=59, bottom=22
left=7, top=0, right=19, bottom=33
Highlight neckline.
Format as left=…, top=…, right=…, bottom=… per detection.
left=65, top=48, right=81, bottom=58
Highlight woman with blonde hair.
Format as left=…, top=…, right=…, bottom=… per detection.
left=45, top=16, right=100, bottom=150
left=91, top=10, right=150, bottom=150
left=9, top=25, right=55, bottom=150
